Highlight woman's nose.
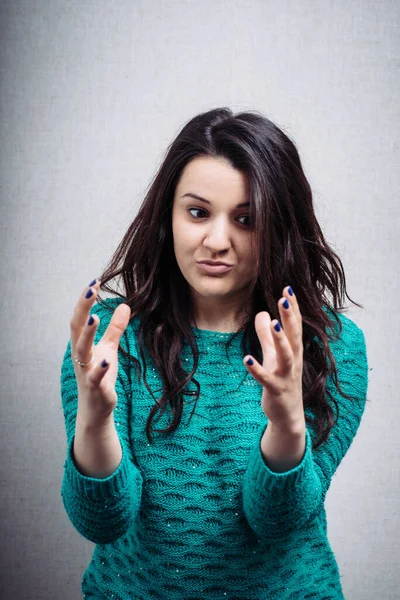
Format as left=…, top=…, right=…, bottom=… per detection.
left=202, top=219, right=232, bottom=252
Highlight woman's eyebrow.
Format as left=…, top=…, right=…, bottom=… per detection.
left=181, top=192, right=249, bottom=209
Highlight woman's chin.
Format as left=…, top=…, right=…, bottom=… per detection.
left=190, top=282, right=237, bottom=299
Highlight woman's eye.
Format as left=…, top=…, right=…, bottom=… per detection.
left=188, top=208, right=208, bottom=219
left=237, top=215, right=251, bottom=227
left=188, top=208, right=251, bottom=227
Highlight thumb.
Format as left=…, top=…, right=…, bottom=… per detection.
left=101, top=303, right=132, bottom=350
left=255, top=311, right=276, bottom=363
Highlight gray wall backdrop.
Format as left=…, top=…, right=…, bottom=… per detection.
left=1, top=1, right=398, bottom=598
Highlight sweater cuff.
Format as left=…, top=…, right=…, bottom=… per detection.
left=63, top=435, right=134, bottom=500
left=248, top=423, right=314, bottom=492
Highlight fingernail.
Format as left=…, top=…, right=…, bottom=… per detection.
left=274, top=322, right=281, bottom=332
left=101, top=359, right=108, bottom=368
left=89, top=279, right=97, bottom=287
left=283, top=298, right=290, bottom=309
left=288, top=286, right=293, bottom=296
left=247, top=357, right=254, bottom=366
left=85, top=289, right=93, bottom=299
left=88, top=315, right=94, bottom=326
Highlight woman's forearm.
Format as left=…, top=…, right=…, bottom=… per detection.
left=260, top=420, right=306, bottom=473
left=73, top=411, right=123, bottom=478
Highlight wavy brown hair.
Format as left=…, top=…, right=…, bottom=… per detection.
left=96, top=107, right=364, bottom=450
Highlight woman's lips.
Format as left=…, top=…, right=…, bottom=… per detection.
left=197, top=262, right=233, bottom=274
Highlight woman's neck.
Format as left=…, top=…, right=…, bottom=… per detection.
left=191, top=294, right=252, bottom=333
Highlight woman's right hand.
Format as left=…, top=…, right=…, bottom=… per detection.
left=70, top=279, right=132, bottom=426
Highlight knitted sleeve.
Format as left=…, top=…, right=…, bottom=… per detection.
left=60, top=298, right=143, bottom=544
left=242, top=314, right=369, bottom=540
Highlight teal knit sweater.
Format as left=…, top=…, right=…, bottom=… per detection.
left=60, top=298, right=369, bottom=600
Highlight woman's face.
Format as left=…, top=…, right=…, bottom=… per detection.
left=172, top=156, right=257, bottom=307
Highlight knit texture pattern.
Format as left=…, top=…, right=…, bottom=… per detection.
left=60, top=298, right=369, bottom=600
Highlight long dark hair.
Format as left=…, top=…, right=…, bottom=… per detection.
left=96, top=107, right=364, bottom=450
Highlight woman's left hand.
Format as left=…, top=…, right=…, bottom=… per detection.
left=243, top=286, right=305, bottom=432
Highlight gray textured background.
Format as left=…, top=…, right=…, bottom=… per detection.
left=0, top=1, right=398, bottom=598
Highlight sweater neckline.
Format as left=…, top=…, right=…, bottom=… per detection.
left=192, top=325, right=236, bottom=335
left=189, top=326, right=244, bottom=349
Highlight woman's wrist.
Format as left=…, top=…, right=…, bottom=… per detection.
left=73, top=411, right=122, bottom=478
left=260, top=420, right=306, bottom=473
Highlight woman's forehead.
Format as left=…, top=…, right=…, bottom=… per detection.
left=175, top=157, right=249, bottom=205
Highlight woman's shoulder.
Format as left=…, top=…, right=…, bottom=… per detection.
left=321, top=306, right=368, bottom=378
left=322, top=305, right=365, bottom=346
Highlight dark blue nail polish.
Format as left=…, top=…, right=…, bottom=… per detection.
left=88, top=315, right=94, bottom=326
left=101, top=359, right=108, bottom=368
left=274, top=322, right=281, bottom=332
left=89, top=279, right=97, bottom=287
left=247, top=358, right=254, bottom=366
left=85, top=289, right=93, bottom=299
left=288, top=286, right=293, bottom=296
left=283, top=298, right=290, bottom=309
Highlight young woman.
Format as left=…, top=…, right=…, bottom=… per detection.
left=61, top=107, right=369, bottom=599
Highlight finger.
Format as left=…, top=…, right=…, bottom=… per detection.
left=254, top=311, right=275, bottom=361
left=86, top=357, right=112, bottom=391
left=101, top=303, right=132, bottom=351
left=270, top=318, right=293, bottom=375
left=278, top=290, right=303, bottom=356
left=283, top=286, right=303, bottom=333
left=74, top=312, right=100, bottom=368
left=70, top=279, right=101, bottom=351
left=243, top=354, right=280, bottom=393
